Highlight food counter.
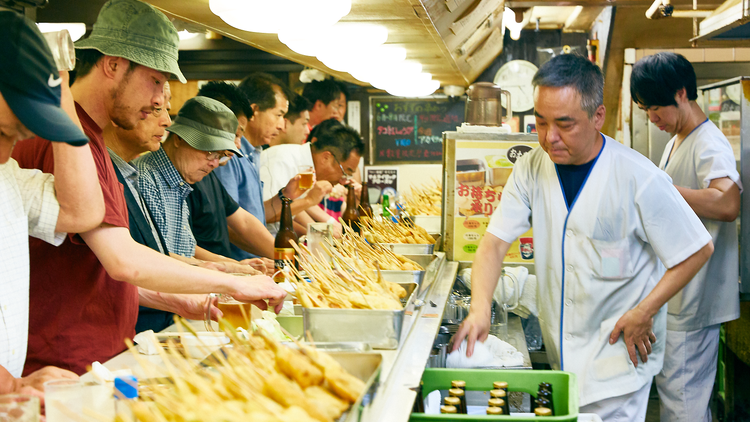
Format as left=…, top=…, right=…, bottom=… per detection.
left=77, top=252, right=541, bottom=422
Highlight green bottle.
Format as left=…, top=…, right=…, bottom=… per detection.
left=382, top=194, right=393, bottom=218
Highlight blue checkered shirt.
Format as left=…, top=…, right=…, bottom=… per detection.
left=135, top=147, right=195, bottom=257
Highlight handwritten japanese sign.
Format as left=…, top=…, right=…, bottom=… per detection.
left=371, top=97, right=465, bottom=164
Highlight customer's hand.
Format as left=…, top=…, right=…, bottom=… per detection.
left=15, top=366, right=78, bottom=397
left=282, top=175, right=305, bottom=200
left=231, top=275, right=287, bottom=313
left=307, top=181, right=333, bottom=205
left=239, top=258, right=274, bottom=276
left=609, top=307, right=658, bottom=367
left=451, top=310, right=491, bottom=357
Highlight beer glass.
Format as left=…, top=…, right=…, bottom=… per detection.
left=307, top=222, right=333, bottom=264
left=298, top=165, right=314, bottom=190
left=41, top=30, right=76, bottom=71
left=44, top=380, right=81, bottom=422
left=204, top=293, right=253, bottom=331
left=489, top=269, right=519, bottom=341
left=0, top=394, right=39, bottom=422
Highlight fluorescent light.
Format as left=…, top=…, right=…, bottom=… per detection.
left=37, top=23, right=86, bottom=41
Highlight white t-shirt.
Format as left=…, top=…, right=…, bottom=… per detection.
left=259, top=143, right=314, bottom=235
left=487, top=135, right=711, bottom=405
left=0, top=159, right=65, bottom=377
left=659, top=120, right=741, bottom=331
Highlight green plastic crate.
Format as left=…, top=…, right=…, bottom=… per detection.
left=410, top=368, right=578, bottom=421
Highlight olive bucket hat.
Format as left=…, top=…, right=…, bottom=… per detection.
left=75, top=0, right=186, bottom=83
left=167, top=96, right=242, bottom=157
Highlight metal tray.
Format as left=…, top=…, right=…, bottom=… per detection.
left=332, top=352, right=383, bottom=422
left=302, top=282, right=418, bottom=349
left=370, top=254, right=439, bottom=287
left=383, top=242, right=435, bottom=254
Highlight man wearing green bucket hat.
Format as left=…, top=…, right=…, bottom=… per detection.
left=136, top=96, right=243, bottom=259
left=13, top=0, right=286, bottom=376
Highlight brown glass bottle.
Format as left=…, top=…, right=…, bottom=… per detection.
left=341, top=184, right=361, bottom=234
left=359, top=181, right=373, bottom=218
left=448, top=388, right=467, bottom=414
left=487, top=406, right=503, bottom=415
left=274, top=197, right=298, bottom=283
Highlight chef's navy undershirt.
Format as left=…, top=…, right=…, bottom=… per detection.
left=555, top=159, right=596, bottom=208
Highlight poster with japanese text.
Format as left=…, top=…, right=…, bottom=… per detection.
left=453, top=140, right=539, bottom=262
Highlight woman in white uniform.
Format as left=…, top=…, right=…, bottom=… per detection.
left=453, top=54, right=714, bottom=421
left=631, top=52, right=741, bottom=422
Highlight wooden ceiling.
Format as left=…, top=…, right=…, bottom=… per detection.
left=144, top=0, right=608, bottom=88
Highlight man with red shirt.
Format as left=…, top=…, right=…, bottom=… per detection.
left=12, top=0, right=286, bottom=376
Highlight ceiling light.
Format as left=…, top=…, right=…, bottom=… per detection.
left=210, top=0, right=351, bottom=34
left=503, top=7, right=529, bottom=41
left=178, top=30, right=200, bottom=41
left=37, top=23, right=86, bottom=42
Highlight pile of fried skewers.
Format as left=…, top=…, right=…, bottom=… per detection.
left=286, top=241, right=407, bottom=311
left=359, top=217, right=436, bottom=245
left=330, top=231, right=423, bottom=271
left=122, top=318, right=366, bottom=422
left=401, top=179, right=441, bottom=216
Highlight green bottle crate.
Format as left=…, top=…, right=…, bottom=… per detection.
left=410, top=368, right=578, bottom=421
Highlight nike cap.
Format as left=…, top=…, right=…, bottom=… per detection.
left=0, top=11, right=88, bottom=146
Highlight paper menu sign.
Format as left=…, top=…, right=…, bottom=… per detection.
left=453, top=140, right=538, bottom=262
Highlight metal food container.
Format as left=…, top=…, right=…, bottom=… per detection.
left=369, top=254, right=439, bottom=287
left=333, top=352, right=382, bottom=422
left=382, top=233, right=440, bottom=254
left=302, top=282, right=418, bottom=349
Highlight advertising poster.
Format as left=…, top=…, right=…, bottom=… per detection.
left=453, top=140, right=539, bottom=262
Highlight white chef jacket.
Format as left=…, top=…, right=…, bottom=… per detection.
left=259, top=142, right=315, bottom=235
left=0, top=159, right=65, bottom=377
left=659, top=120, right=741, bottom=331
left=487, top=135, right=711, bottom=406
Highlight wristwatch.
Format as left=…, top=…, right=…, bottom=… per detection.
left=278, top=188, right=287, bottom=202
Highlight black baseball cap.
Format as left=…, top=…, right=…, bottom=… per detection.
left=0, top=11, right=88, bottom=146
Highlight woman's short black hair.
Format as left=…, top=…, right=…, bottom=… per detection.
left=631, top=52, right=697, bottom=108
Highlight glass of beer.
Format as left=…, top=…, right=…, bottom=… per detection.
left=298, top=165, right=314, bottom=190
left=204, top=293, right=253, bottom=332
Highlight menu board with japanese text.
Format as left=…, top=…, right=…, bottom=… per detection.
left=370, top=97, right=464, bottom=164
left=453, top=139, right=539, bottom=262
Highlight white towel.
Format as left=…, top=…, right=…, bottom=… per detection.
left=446, top=335, right=525, bottom=368
left=512, top=274, right=538, bottom=318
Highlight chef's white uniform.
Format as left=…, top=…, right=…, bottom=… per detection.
left=487, top=135, right=711, bottom=412
left=655, top=121, right=741, bottom=422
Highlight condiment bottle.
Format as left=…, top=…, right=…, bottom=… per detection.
left=382, top=194, right=393, bottom=219
left=359, top=181, right=373, bottom=218
left=440, top=405, right=457, bottom=414
left=341, top=184, right=361, bottom=234
left=274, top=197, right=298, bottom=283
left=114, top=375, right=138, bottom=422
left=535, top=407, right=553, bottom=416
left=487, top=406, right=504, bottom=415
left=448, top=388, right=467, bottom=414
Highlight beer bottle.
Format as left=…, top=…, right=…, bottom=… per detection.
left=487, top=406, right=503, bottom=415
left=488, top=398, right=505, bottom=408
left=537, top=389, right=554, bottom=414
left=490, top=389, right=510, bottom=415
left=274, top=197, right=298, bottom=283
left=341, top=184, right=361, bottom=234
left=535, top=407, right=553, bottom=416
left=444, top=397, right=461, bottom=409
left=536, top=397, right=552, bottom=413
left=412, top=381, right=425, bottom=413
left=440, top=405, right=457, bottom=414
left=451, top=380, right=466, bottom=392
left=448, top=388, right=467, bottom=414
left=359, top=181, right=373, bottom=218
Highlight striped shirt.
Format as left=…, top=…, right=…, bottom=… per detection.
left=0, top=159, right=64, bottom=377
left=135, top=147, right=195, bottom=257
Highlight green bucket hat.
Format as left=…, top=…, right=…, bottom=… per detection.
left=75, top=0, right=186, bottom=83
left=167, top=96, right=242, bottom=156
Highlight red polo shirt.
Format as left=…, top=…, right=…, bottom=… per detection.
left=12, top=103, right=137, bottom=375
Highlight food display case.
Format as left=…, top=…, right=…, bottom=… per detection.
left=699, top=77, right=750, bottom=297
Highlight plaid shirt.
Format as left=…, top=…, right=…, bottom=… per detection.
left=135, top=147, right=195, bottom=257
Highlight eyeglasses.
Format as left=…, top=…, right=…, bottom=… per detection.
left=332, top=154, right=353, bottom=181
left=207, top=151, right=232, bottom=164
